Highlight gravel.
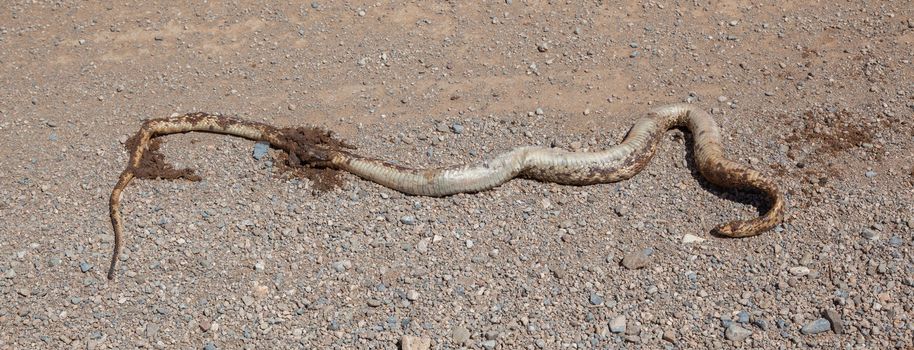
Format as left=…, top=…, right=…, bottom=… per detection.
left=609, top=315, right=627, bottom=333
left=2, top=2, right=912, bottom=349
left=801, top=318, right=832, bottom=335
left=252, top=141, right=269, bottom=160
left=725, top=324, right=753, bottom=341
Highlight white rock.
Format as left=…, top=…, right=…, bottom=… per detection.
left=682, top=234, right=706, bottom=244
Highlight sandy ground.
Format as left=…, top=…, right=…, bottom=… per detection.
left=1, top=1, right=913, bottom=349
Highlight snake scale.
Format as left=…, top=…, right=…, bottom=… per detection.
left=107, top=104, right=784, bottom=280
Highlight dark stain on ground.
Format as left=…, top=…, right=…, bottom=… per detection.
left=125, top=115, right=355, bottom=192
left=132, top=138, right=202, bottom=181
left=273, top=126, right=355, bottom=192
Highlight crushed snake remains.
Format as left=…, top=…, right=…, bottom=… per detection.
left=107, top=104, right=785, bottom=280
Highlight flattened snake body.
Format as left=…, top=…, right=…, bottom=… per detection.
left=107, top=104, right=785, bottom=280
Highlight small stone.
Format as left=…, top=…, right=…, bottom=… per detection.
left=154, top=35, right=163, bottom=41
left=621, top=250, right=650, bottom=270
left=682, top=234, right=705, bottom=244
left=537, top=43, right=549, bottom=52
left=366, top=299, right=382, bottom=307
left=451, top=123, right=464, bottom=134
left=332, top=260, right=351, bottom=272
left=865, top=170, right=877, bottom=178
left=861, top=228, right=879, bottom=240
left=400, top=335, right=431, bottom=350
left=241, top=295, right=254, bottom=306
left=823, top=310, right=844, bottom=334
left=729, top=20, right=739, bottom=26
left=629, top=42, right=639, bottom=48
left=725, top=324, right=752, bottom=341
left=400, top=215, right=416, bottom=225
left=252, top=142, right=270, bottom=160
left=737, top=311, right=750, bottom=323
left=406, top=290, right=420, bottom=301
left=629, top=50, right=639, bottom=58
left=662, top=329, right=676, bottom=343
left=609, top=315, right=626, bottom=333
left=788, top=266, right=810, bottom=276
left=717, top=95, right=729, bottom=102
left=203, top=342, right=217, bottom=350
left=451, top=326, right=470, bottom=345
left=589, top=293, right=604, bottom=305
left=357, top=10, right=366, bottom=16
left=311, top=2, right=320, bottom=9
left=79, top=262, right=92, bottom=273
left=49, top=133, right=58, bottom=141
left=481, top=340, right=496, bottom=350
left=800, top=318, right=831, bottom=335
left=254, top=261, right=265, bottom=271
left=535, top=107, right=544, bottom=115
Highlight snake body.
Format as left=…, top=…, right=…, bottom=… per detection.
left=107, top=104, right=784, bottom=280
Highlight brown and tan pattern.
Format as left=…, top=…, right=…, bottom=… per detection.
left=107, top=104, right=784, bottom=280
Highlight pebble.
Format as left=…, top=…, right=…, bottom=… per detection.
left=203, top=342, right=217, bottom=350
left=451, top=123, right=464, bottom=134
left=717, top=95, right=729, bottom=102
left=737, top=311, right=750, bottom=323
left=823, top=309, right=844, bottom=334
left=79, top=262, right=92, bottom=273
left=332, top=260, right=352, bottom=272
left=621, top=250, right=650, bottom=270
left=682, top=234, right=705, bottom=244
left=49, top=133, right=58, bottom=141
left=451, top=326, right=470, bottom=345
left=800, top=318, right=831, bottom=335
left=254, top=261, right=265, bottom=271
left=481, top=340, right=496, bottom=349
left=406, top=290, right=420, bottom=301
left=788, top=266, right=810, bottom=276
left=589, top=293, right=604, bottom=305
left=725, top=324, right=752, bottom=341
left=400, top=215, right=416, bottom=225
left=399, top=335, right=431, bottom=350
left=861, top=228, right=879, bottom=240
left=537, top=43, right=549, bottom=52
left=535, top=108, right=544, bottom=115
left=864, top=170, right=877, bottom=178
left=629, top=51, right=639, bottom=58
left=609, top=315, right=626, bottom=333
left=252, top=142, right=269, bottom=160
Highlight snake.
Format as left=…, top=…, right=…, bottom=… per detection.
left=106, top=104, right=785, bottom=280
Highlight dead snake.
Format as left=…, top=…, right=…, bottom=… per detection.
left=107, top=104, right=785, bottom=280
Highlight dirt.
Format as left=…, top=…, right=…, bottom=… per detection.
left=1, top=2, right=913, bottom=350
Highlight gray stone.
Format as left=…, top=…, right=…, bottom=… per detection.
left=332, top=260, right=351, bottom=272
left=79, top=262, right=92, bottom=273
left=451, top=123, right=464, bottom=134
left=864, top=170, right=877, bottom=178
left=800, top=318, right=831, bottom=335
left=823, top=309, right=844, bottom=334
left=609, top=315, right=626, bottom=333
left=203, top=342, right=217, bottom=350
left=861, top=228, right=879, bottom=240
left=737, top=311, right=750, bottom=323
left=400, top=335, right=431, bottom=350
left=589, top=293, right=604, bottom=305
left=725, top=324, right=752, bottom=341
left=535, top=108, right=544, bottom=115
left=400, top=215, right=416, bottom=225
left=621, top=251, right=650, bottom=270
left=252, top=141, right=269, bottom=160
left=451, top=326, right=470, bottom=345
left=481, top=340, right=496, bottom=350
